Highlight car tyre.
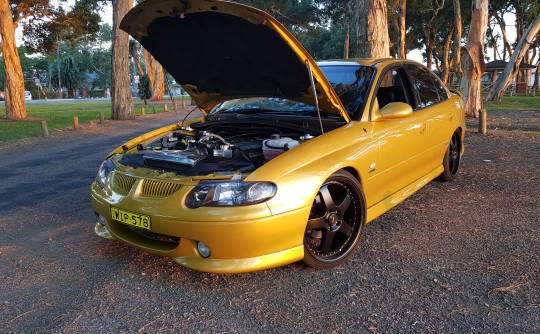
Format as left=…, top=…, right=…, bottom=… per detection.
left=303, top=170, right=366, bottom=269
left=437, top=131, right=461, bottom=182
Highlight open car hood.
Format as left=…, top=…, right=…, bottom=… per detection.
left=120, top=0, right=349, bottom=121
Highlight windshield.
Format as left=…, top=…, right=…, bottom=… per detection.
left=319, top=65, right=376, bottom=119
left=211, top=97, right=318, bottom=114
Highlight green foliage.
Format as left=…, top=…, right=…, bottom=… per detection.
left=21, top=0, right=101, bottom=54
left=137, top=75, right=152, bottom=104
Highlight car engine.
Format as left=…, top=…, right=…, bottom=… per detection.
left=118, top=122, right=315, bottom=176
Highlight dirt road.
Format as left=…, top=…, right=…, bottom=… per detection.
left=1, top=110, right=539, bottom=333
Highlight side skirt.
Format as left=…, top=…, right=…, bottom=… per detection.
left=366, top=166, right=444, bottom=223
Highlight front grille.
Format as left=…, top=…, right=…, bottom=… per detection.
left=141, top=179, right=182, bottom=197
left=112, top=173, right=137, bottom=194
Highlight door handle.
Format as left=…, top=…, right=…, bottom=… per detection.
left=420, top=124, right=426, bottom=133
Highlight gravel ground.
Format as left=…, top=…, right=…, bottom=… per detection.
left=0, top=109, right=538, bottom=333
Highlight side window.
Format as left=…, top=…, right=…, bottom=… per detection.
left=405, top=64, right=442, bottom=109
left=375, top=68, right=411, bottom=109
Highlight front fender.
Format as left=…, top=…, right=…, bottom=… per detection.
left=246, top=122, right=377, bottom=215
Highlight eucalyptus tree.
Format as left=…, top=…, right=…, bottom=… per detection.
left=487, top=12, right=540, bottom=101
left=0, top=0, right=99, bottom=119
left=460, top=0, right=489, bottom=118
left=355, top=0, right=390, bottom=58
left=111, top=0, right=134, bottom=120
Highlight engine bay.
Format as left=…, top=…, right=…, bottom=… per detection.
left=118, top=121, right=323, bottom=176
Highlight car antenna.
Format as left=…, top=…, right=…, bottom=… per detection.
left=305, top=60, right=324, bottom=135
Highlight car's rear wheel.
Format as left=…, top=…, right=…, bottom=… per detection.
left=437, top=131, right=461, bottom=182
left=303, top=170, right=366, bottom=269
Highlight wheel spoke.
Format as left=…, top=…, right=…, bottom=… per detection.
left=307, top=216, right=327, bottom=230
left=319, top=185, right=336, bottom=210
left=339, top=221, right=353, bottom=236
left=321, top=231, right=335, bottom=253
left=336, top=193, right=352, bottom=213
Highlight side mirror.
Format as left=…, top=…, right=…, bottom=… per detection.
left=377, top=102, right=413, bottom=120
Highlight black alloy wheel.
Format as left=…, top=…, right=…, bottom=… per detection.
left=438, top=131, right=461, bottom=181
left=303, top=170, right=366, bottom=269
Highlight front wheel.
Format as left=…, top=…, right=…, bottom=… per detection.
left=303, top=170, right=366, bottom=269
left=437, top=132, right=461, bottom=182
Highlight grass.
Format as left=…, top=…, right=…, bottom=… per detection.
left=484, top=95, right=540, bottom=112
left=0, top=94, right=537, bottom=143
left=0, top=97, right=191, bottom=143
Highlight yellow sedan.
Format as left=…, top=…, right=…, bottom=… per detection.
left=91, top=0, right=465, bottom=273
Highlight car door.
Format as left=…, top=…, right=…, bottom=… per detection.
left=367, top=66, right=431, bottom=205
left=403, top=63, right=453, bottom=171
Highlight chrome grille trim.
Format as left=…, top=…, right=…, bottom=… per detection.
left=141, top=179, right=182, bottom=197
left=112, top=173, right=137, bottom=193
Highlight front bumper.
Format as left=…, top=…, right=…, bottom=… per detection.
left=91, top=182, right=309, bottom=273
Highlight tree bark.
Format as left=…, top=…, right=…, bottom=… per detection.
left=151, top=60, right=165, bottom=101
left=129, top=41, right=144, bottom=76
left=441, top=27, right=454, bottom=84
left=397, top=0, right=406, bottom=59
left=460, top=0, right=488, bottom=118
left=142, top=48, right=155, bottom=89
left=355, top=0, right=390, bottom=58
left=487, top=13, right=540, bottom=101
left=493, top=14, right=512, bottom=58
left=0, top=0, right=27, bottom=119
left=452, top=0, right=462, bottom=83
left=344, top=8, right=350, bottom=59
left=111, top=0, right=134, bottom=120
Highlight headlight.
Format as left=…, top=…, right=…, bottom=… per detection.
left=96, top=158, right=116, bottom=188
left=185, top=181, right=277, bottom=208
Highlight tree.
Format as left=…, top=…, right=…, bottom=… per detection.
left=137, top=75, right=151, bottom=104
left=0, top=0, right=99, bottom=119
left=111, top=0, right=134, bottom=120
left=1, top=0, right=28, bottom=119
left=452, top=0, right=462, bottom=83
left=460, top=0, right=489, bottom=118
left=487, top=13, right=540, bottom=101
left=355, top=0, right=390, bottom=58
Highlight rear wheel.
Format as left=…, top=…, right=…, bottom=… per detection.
left=303, top=170, right=366, bottom=269
left=437, top=132, right=461, bottom=182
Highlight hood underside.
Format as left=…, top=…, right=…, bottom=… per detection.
left=120, top=0, right=349, bottom=121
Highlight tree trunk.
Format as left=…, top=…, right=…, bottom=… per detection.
left=397, top=0, right=406, bottom=59
left=452, top=0, right=462, bottom=83
left=441, top=27, right=454, bottom=84
left=460, top=0, right=488, bottom=118
left=355, top=0, right=390, bottom=58
left=129, top=41, right=145, bottom=76
left=142, top=48, right=155, bottom=90
left=493, top=14, right=512, bottom=58
left=0, top=0, right=27, bottom=119
left=151, top=61, right=165, bottom=101
left=111, top=0, right=134, bottom=120
left=487, top=13, right=540, bottom=102
left=344, top=10, right=350, bottom=59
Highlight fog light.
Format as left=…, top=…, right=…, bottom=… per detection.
left=197, top=241, right=211, bottom=258
left=98, top=214, right=107, bottom=226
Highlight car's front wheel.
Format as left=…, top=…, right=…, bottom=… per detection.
left=303, top=170, right=366, bottom=269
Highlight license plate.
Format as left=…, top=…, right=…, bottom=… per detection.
left=111, top=207, right=151, bottom=230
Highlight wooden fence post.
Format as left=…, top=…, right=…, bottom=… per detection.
left=73, top=116, right=79, bottom=129
left=41, top=121, right=49, bottom=136
left=141, top=107, right=145, bottom=115
left=478, top=108, right=487, bottom=135
left=99, top=112, right=105, bottom=124
left=164, top=104, right=168, bottom=112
